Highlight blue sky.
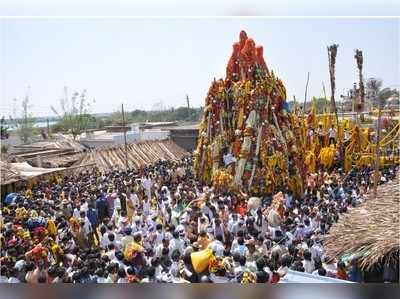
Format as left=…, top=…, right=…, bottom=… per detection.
left=1, top=18, right=399, bottom=117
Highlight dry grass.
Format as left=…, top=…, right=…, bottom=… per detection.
left=324, top=174, right=400, bottom=270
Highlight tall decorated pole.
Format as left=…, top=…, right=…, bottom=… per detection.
left=355, top=49, right=365, bottom=121
left=327, top=44, right=341, bottom=160
left=327, top=45, right=339, bottom=118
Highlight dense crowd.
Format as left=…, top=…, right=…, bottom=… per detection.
left=0, top=155, right=398, bottom=283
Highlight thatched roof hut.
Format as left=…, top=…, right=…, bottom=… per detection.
left=0, top=161, right=22, bottom=185
left=33, top=139, right=188, bottom=170
left=72, top=139, right=188, bottom=173
left=1, top=160, right=70, bottom=197
left=324, top=174, right=399, bottom=270
left=1, top=161, right=67, bottom=186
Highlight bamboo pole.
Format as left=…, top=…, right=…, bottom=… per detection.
left=322, top=81, right=328, bottom=114
left=303, top=72, right=310, bottom=113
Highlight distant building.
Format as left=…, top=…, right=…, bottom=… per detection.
left=79, top=122, right=186, bottom=149
left=168, top=124, right=199, bottom=151
left=140, top=129, right=170, bottom=141
left=79, top=129, right=140, bottom=149
left=385, top=95, right=400, bottom=110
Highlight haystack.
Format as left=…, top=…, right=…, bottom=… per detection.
left=324, top=174, right=400, bottom=270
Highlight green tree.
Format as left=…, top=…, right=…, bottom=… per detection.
left=1, top=144, right=8, bottom=154
left=0, top=116, right=9, bottom=139
left=314, top=97, right=331, bottom=114
left=10, top=96, right=37, bottom=144
left=110, top=110, right=125, bottom=124
left=366, top=78, right=382, bottom=108
left=290, top=98, right=330, bottom=114
left=51, top=87, right=94, bottom=140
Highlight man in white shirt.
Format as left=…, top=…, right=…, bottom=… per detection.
left=100, top=231, right=110, bottom=249
left=0, top=268, right=8, bottom=283
left=212, top=218, right=225, bottom=242
left=155, top=238, right=170, bottom=258
left=294, top=223, right=307, bottom=241
left=146, top=213, right=158, bottom=230
left=201, top=202, right=214, bottom=221
left=197, top=215, right=209, bottom=233
left=208, top=234, right=225, bottom=257
left=233, top=255, right=247, bottom=278
left=143, top=198, right=151, bottom=217
left=307, top=128, right=314, bottom=146
left=303, top=218, right=313, bottom=235
left=169, top=231, right=184, bottom=255
left=317, top=124, right=326, bottom=146
left=231, top=237, right=248, bottom=257
left=120, top=227, right=134, bottom=252
left=302, top=250, right=315, bottom=273
left=223, top=152, right=236, bottom=167
left=142, top=176, right=152, bottom=201
left=284, top=192, right=293, bottom=209
left=131, top=215, right=142, bottom=234
left=227, top=213, right=238, bottom=233
left=105, top=233, right=122, bottom=251
left=105, top=243, right=116, bottom=261
left=79, top=210, right=92, bottom=237
left=126, top=192, right=139, bottom=221
left=232, top=218, right=246, bottom=237
left=154, top=224, right=165, bottom=246
left=111, top=206, right=122, bottom=226
left=311, top=238, right=324, bottom=261
left=111, top=251, right=126, bottom=270
left=328, top=125, right=337, bottom=145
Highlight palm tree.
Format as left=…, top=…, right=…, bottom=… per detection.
left=366, top=77, right=382, bottom=108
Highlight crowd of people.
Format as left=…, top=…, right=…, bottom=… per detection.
left=0, top=155, right=398, bottom=283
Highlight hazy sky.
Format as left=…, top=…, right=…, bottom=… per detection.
left=1, top=0, right=399, bottom=16
left=1, top=18, right=399, bottom=117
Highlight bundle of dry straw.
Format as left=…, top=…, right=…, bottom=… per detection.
left=324, top=174, right=399, bottom=270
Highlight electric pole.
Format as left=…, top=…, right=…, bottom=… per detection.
left=47, top=118, right=50, bottom=138
left=121, top=103, right=128, bottom=170
left=322, top=81, right=327, bottom=113
left=186, top=94, right=190, bottom=120
left=303, top=72, right=310, bottom=113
